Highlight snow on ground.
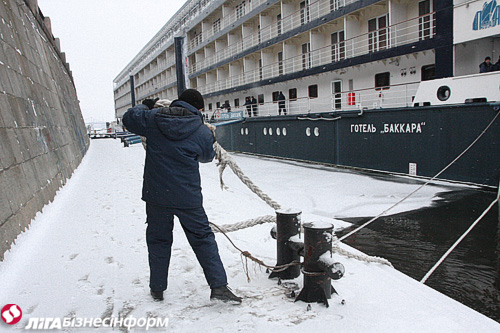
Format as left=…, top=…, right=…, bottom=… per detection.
left=0, top=139, right=499, bottom=332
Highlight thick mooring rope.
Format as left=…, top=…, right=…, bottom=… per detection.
left=210, top=215, right=276, bottom=233
left=211, top=142, right=393, bottom=267
left=214, top=142, right=282, bottom=211
left=332, top=236, right=393, bottom=267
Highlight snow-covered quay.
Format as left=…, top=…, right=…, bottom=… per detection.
left=1, top=139, right=499, bottom=332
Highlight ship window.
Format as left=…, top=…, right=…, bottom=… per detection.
left=421, top=65, right=435, bottom=81
left=289, top=88, right=297, bottom=101
left=234, top=98, right=240, bottom=107
left=437, top=86, right=451, bottom=101
left=258, top=94, right=264, bottom=105
left=213, top=19, right=221, bottom=34
left=331, top=30, right=345, bottom=62
left=236, top=1, right=246, bottom=20
left=216, top=101, right=221, bottom=108
left=278, top=52, right=283, bottom=75
left=368, top=15, right=388, bottom=53
left=208, top=103, right=212, bottom=110
left=375, top=72, right=390, bottom=90
left=308, top=85, right=318, bottom=98
left=300, top=1, right=310, bottom=25
left=272, top=91, right=280, bottom=103
left=259, top=59, right=263, bottom=80
left=419, top=0, right=432, bottom=40
left=277, top=14, right=282, bottom=35
left=330, top=0, right=341, bottom=11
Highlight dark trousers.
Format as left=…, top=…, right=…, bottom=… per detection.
left=279, top=104, right=286, bottom=115
left=146, top=203, right=227, bottom=291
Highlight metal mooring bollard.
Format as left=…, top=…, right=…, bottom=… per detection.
left=269, top=209, right=302, bottom=280
left=295, top=221, right=345, bottom=307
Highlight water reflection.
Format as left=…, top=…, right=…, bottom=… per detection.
left=338, top=189, right=500, bottom=322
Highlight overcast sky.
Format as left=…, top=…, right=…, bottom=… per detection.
left=37, top=0, right=184, bottom=123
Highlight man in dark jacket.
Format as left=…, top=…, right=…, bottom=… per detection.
left=244, top=97, right=252, bottom=117
left=123, top=89, right=241, bottom=304
left=479, top=56, right=493, bottom=73
left=251, top=96, right=258, bottom=117
left=277, top=91, right=286, bottom=115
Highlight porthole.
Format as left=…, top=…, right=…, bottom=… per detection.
left=306, top=127, right=311, bottom=136
left=240, top=128, right=244, bottom=135
left=245, top=128, right=249, bottom=135
left=263, top=128, right=267, bottom=135
left=314, top=127, right=319, bottom=136
left=437, top=86, right=451, bottom=101
left=276, top=128, right=281, bottom=135
left=283, top=128, right=287, bottom=136
left=269, top=128, right=273, bottom=135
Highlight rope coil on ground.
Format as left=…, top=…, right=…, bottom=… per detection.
left=210, top=222, right=301, bottom=281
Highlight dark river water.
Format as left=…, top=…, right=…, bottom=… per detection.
left=337, top=188, right=500, bottom=323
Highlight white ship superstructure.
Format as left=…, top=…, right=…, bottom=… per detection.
left=114, top=0, right=499, bottom=119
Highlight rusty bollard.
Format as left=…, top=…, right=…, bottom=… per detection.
left=295, top=221, right=345, bottom=307
left=269, top=209, right=302, bottom=280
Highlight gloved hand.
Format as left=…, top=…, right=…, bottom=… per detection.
left=205, top=123, right=216, bottom=143
left=142, top=98, right=159, bottom=110
left=205, top=123, right=216, bottom=132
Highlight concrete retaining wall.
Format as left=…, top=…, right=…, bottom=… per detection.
left=0, top=0, right=90, bottom=260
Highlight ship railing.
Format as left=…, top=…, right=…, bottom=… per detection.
left=187, top=0, right=267, bottom=51
left=135, top=77, right=177, bottom=101
left=188, top=0, right=354, bottom=72
left=341, top=13, right=436, bottom=61
left=195, top=13, right=435, bottom=92
left=190, top=12, right=434, bottom=77
left=279, top=13, right=436, bottom=73
left=136, top=60, right=175, bottom=86
left=204, top=82, right=419, bottom=117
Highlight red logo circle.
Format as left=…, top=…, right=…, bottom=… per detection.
left=1, top=304, right=22, bottom=325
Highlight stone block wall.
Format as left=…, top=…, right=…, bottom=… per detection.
left=0, top=0, right=90, bottom=259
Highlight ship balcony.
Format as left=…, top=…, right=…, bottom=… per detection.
left=136, top=60, right=176, bottom=87
left=189, top=4, right=435, bottom=76
left=114, top=88, right=130, bottom=100
left=187, top=0, right=267, bottom=51
left=195, top=13, right=435, bottom=94
left=135, top=76, right=177, bottom=101
left=205, top=81, right=419, bottom=118
left=188, top=0, right=364, bottom=73
left=309, top=14, right=435, bottom=67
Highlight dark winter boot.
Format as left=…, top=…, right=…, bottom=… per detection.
left=150, top=290, right=164, bottom=301
left=210, top=285, right=242, bottom=304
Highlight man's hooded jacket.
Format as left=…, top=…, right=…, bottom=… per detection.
left=123, top=100, right=215, bottom=208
